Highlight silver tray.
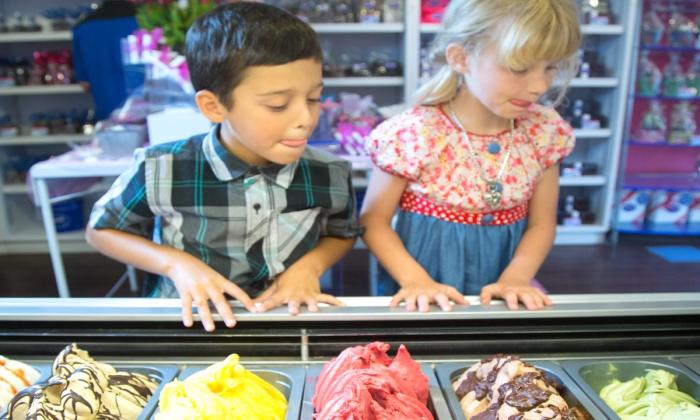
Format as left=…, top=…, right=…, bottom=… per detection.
left=151, top=364, right=305, bottom=420
left=300, top=363, right=452, bottom=419
left=561, top=358, right=700, bottom=420
left=435, top=361, right=607, bottom=420
left=679, top=356, right=700, bottom=377
left=1, top=363, right=177, bottom=420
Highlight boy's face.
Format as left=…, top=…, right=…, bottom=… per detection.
left=219, top=59, right=323, bottom=166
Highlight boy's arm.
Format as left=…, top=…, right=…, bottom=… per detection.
left=360, top=166, right=467, bottom=311
left=86, top=227, right=255, bottom=330
left=480, top=165, right=558, bottom=311
left=254, top=236, right=354, bottom=314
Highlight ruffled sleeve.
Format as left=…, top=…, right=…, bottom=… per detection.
left=365, top=108, right=431, bottom=181
left=526, top=105, right=576, bottom=170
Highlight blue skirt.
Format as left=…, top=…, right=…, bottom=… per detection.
left=377, top=211, right=527, bottom=295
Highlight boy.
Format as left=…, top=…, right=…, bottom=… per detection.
left=86, top=2, right=362, bottom=332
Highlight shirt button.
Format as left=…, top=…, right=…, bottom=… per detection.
left=482, top=214, right=494, bottom=225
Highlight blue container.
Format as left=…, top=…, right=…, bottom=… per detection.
left=52, top=199, right=84, bottom=232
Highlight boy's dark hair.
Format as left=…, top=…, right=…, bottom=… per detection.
left=185, top=2, right=322, bottom=108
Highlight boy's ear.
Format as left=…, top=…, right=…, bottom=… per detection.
left=195, top=90, right=227, bottom=123
left=445, top=43, right=469, bottom=74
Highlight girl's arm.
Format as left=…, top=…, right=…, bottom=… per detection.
left=360, top=166, right=467, bottom=312
left=480, top=165, right=559, bottom=310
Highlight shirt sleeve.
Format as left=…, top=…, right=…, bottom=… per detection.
left=365, top=111, right=428, bottom=181
left=530, top=107, right=576, bottom=170
left=88, top=149, right=154, bottom=238
left=319, top=160, right=364, bottom=239
left=71, top=26, right=88, bottom=83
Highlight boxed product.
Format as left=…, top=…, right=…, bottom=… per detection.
left=617, top=189, right=651, bottom=230
left=646, top=190, right=693, bottom=228
left=687, top=193, right=700, bottom=232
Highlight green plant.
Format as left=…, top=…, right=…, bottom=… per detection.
left=136, top=0, right=217, bottom=53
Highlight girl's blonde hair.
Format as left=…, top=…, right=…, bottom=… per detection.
left=414, top=0, right=582, bottom=106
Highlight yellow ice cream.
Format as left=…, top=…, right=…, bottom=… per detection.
left=600, top=369, right=700, bottom=419
left=156, top=354, right=287, bottom=420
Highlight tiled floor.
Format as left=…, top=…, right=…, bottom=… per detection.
left=0, top=236, right=698, bottom=298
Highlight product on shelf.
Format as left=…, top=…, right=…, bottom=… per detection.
left=557, top=195, right=595, bottom=226
left=637, top=51, right=662, bottom=96
left=686, top=54, right=700, bottom=97
left=452, top=355, right=585, bottom=420
left=561, top=161, right=598, bottom=177
left=0, top=356, right=41, bottom=408
left=578, top=0, right=613, bottom=24
left=7, top=343, right=158, bottom=420
left=668, top=11, right=697, bottom=48
left=617, top=189, right=652, bottom=230
left=599, top=368, right=700, bottom=418
left=421, top=0, right=449, bottom=24
left=689, top=192, right=700, bottom=232
left=641, top=10, right=665, bottom=46
left=663, top=53, right=688, bottom=98
left=668, top=102, right=697, bottom=144
left=156, top=354, right=287, bottom=420
left=312, top=341, right=433, bottom=419
left=646, top=190, right=694, bottom=228
left=638, top=100, right=667, bottom=143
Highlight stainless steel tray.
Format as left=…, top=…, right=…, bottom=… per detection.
left=151, top=364, right=304, bottom=420
left=679, top=356, right=700, bottom=377
left=434, top=361, right=607, bottom=420
left=0, top=362, right=52, bottom=419
left=561, top=358, right=700, bottom=420
left=300, top=363, right=452, bottom=419
left=1, top=363, right=177, bottom=420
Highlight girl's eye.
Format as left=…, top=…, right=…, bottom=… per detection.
left=307, top=98, right=321, bottom=104
left=509, top=68, right=528, bottom=75
left=268, top=104, right=288, bottom=112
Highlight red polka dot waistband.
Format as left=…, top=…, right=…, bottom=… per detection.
left=399, top=192, right=528, bottom=226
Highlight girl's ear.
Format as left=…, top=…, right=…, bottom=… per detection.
left=445, top=43, right=469, bottom=74
left=195, top=90, right=228, bottom=123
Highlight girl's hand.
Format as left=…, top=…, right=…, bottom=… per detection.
left=391, top=280, right=468, bottom=312
left=166, top=253, right=256, bottom=332
left=254, top=263, right=344, bottom=315
left=480, top=280, right=552, bottom=311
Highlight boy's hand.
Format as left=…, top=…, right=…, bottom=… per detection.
left=392, top=279, right=468, bottom=312
left=480, top=278, right=552, bottom=311
left=166, top=253, right=256, bottom=332
left=254, top=263, right=344, bottom=314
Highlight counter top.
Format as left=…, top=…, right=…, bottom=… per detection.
left=1, top=293, right=699, bottom=322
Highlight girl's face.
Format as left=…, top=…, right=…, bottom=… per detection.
left=463, top=44, right=558, bottom=121
left=219, top=58, right=323, bottom=166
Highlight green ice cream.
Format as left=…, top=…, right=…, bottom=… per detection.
left=599, top=369, right=700, bottom=419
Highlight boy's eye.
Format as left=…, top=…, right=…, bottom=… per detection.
left=307, top=97, right=321, bottom=103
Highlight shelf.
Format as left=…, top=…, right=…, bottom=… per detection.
left=635, top=95, right=700, bottom=101
left=420, top=23, right=440, bottom=33
left=556, top=224, right=607, bottom=234
left=559, top=175, right=607, bottom=186
left=0, top=85, right=85, bottom=96
left=624, top=173, right=700, bottom=191
left=629, top=140, right=700, bottom=148
left=617, top=226, right=700, bottom=237
left=641, top=45, right=700, bottom=53
left=573, top=128, right=612, bottom=138
left=324, top=77, right=404, bottom=87
left=580, top=24, right=624, bottom=35
left=569, top=78, right=618, bottom=88
left=0, top=31, right=72, bottom=43
left=312, top=23, right=404, bottom=33
left=0, top=134, right=93, bottom=146
left=2, top=184, right=29, bottom=194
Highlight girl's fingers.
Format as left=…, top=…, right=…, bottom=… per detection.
left=417, top=294, right=431, bottom=312
left=317, top=294, right=345, bottom=307
left=434, top=293, right=452, bottom=311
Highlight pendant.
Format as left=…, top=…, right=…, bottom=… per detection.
left=485, top=181, right=503, bottom=209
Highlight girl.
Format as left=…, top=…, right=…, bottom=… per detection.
left=360, top=0, right=581, bottom=312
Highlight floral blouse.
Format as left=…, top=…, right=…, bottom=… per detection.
left=366, top=104, right=575, bottom=213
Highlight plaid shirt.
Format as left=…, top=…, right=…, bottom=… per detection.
left=89, top=124, right=362, bottom=297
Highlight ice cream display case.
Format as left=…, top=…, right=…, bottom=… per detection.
left=0, top=293, right=699, bottom=419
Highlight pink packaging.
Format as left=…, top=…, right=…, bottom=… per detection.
left=688, top=193, right=700, bottom=232
left=646, top=191, right=693, bottom=227
left=617, top=189, right=651, bottom=228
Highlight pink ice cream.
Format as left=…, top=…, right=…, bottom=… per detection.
left=312, top=342, right=433, bottom=420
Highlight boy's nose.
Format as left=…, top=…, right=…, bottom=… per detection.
left=295, top=104, right=315, bottom=129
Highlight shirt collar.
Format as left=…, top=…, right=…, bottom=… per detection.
left=202, top=124, right=297, bottom=188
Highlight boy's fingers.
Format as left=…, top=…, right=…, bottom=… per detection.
left=305, top=298, right=319, bottom=312
left=390, top=291, right=406, bottom=308
left=480, top=287, right=494, bottom=305
left=222, top=282, right=256, bottom=313
left=521, top=293, right=538, bottom=311
left=504, top=291, right=519, bottom=310
left=258, top=294, right=284, bottom=313
left=446, top=288, right=469, bottom=305
left=287, top=300, right=300, bottom=315
left=208, top=290, right=236, bottom=328
left=180, top=293, right=194, bottom=327
left=405, top=295, right=417, bottom=312
left=191, top=290, right=215, bottom=331
left=252, top=285, right=276, bottom=304
left=538, top=290, right=553, bottom=306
